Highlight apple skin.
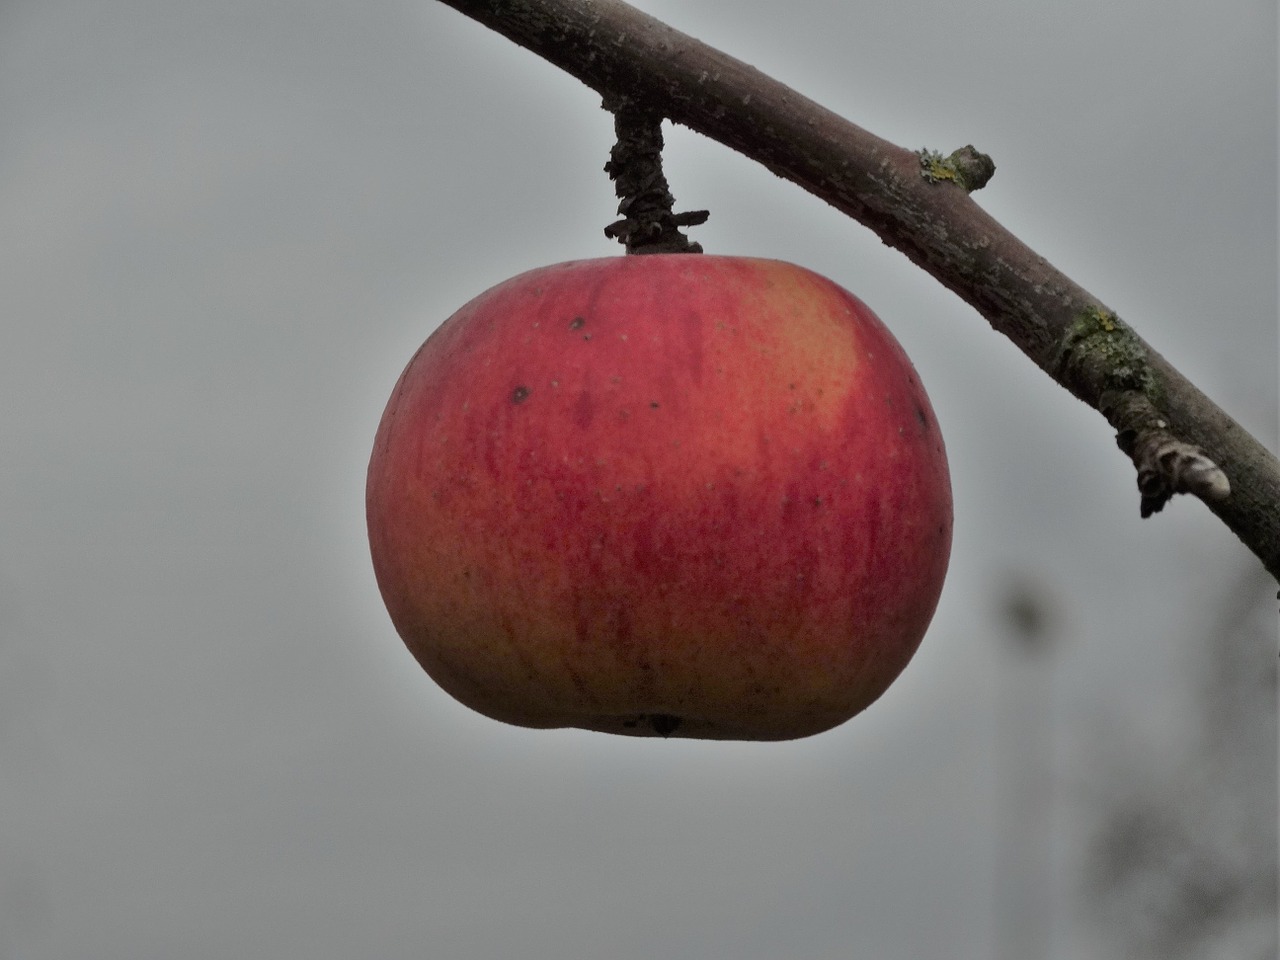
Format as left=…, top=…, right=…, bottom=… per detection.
left=366, top=255, right=951, bottom=740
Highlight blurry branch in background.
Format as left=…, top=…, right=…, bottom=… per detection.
left=1084, top=564, right=1278, bottom=959
left=996, top=577, right=1060, bottom=960
left=434, top=0, right=1280, bottom=580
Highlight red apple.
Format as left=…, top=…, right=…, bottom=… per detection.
left=366, top=255, right=951, bottom=740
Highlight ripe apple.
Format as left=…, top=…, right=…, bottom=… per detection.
left=366, top=255, right=951, bottom=740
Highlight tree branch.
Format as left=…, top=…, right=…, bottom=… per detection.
left=433, top=0, right=1280, bottom=582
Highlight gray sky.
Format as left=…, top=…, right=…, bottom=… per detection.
left=0, top=1, right=1275, bottom=958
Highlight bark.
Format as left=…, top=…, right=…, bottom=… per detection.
left=434, top=0, right=1280, bottom=581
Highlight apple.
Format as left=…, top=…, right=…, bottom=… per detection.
left=366, top=255, right=951, bottom=740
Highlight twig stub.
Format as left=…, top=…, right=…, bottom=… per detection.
left=1055, top=307, right=1230, bottom=515
left=1110, top=395, right=1232, bottom=517
left=918, top=145, right=996, bottom=192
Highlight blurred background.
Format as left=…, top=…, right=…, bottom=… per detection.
left=0, top=1, right=1275, bottom=957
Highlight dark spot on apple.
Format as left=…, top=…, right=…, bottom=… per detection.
left=511, top=386, right=531, bottom=404
left=648, top=713, right=682, bottom=736
left=915, top=405, right=929, bottom=429
left=649, top=401, right=660, bottom=409
left=569, top=316, right=585, bottom=330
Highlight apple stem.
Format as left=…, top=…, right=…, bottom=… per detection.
left=603, top=97, right=708, bottom=254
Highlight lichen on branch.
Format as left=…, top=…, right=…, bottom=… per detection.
left=1053, top=308, right=1157, bottom=399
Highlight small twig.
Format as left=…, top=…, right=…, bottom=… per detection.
left=602, top=97, right=708, bottom=254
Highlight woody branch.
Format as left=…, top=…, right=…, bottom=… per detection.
left=433, top=0, right=1280, bottom=582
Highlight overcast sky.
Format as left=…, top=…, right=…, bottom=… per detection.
left=0, top=1, right=1275, bottom=958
